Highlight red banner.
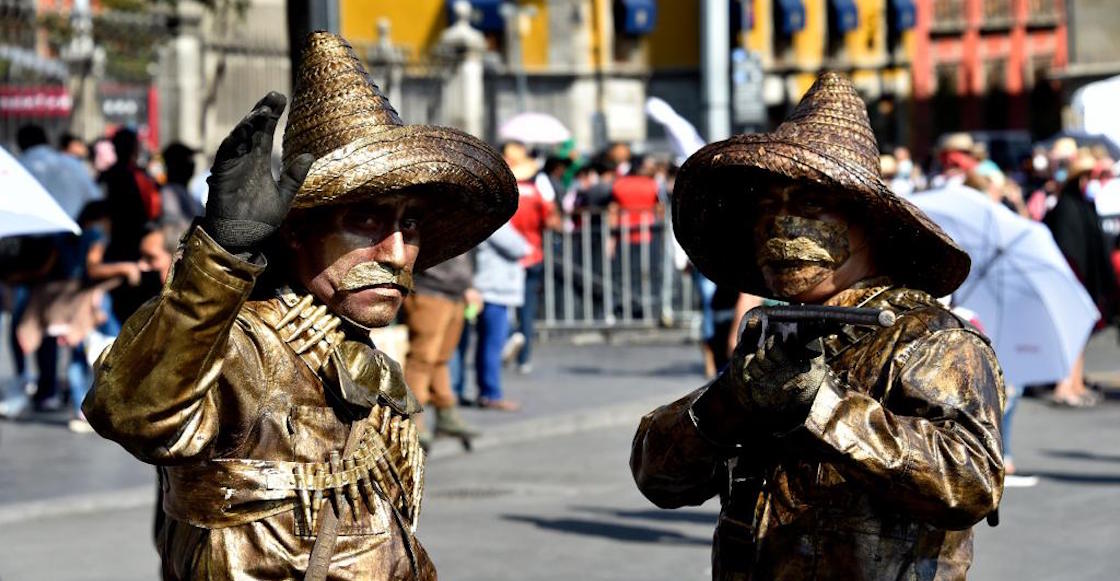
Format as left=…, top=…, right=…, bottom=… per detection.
left=0, top=85, right=72, bottom=117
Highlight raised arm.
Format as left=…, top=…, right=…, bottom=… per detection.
left=83, top=227, right=262, bottom=463
left=83, top=92, right=314, bottom=465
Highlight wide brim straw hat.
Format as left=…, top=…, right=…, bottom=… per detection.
left=672, top=72, right=970, bottom=298
left=283, top=32, right=517, bottom=271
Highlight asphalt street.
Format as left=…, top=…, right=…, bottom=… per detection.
left=1, top=338, right=1119, bottom=580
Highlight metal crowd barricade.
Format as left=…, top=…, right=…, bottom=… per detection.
left=539, top=207, right=700, bottom=333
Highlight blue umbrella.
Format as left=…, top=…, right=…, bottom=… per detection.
left=911, top=185, right=1099, bottom=387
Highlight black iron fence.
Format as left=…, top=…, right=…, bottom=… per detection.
left=538, top=208, right=700, bottom=333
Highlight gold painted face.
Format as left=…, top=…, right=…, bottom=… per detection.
left=752, top=181, right=852, bottom=299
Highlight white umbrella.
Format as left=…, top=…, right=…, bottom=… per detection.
left=911, top=185, right=1099, bottom=387
left=0, top=145, right=80, bottom=237
left=498, top=112, right=571, bottom=145
left=645, top=96, right=706, bottom=166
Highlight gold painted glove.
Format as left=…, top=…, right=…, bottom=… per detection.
left=717, top=332, right=827, bottom=430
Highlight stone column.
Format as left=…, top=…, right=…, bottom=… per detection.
left=157, top=5, right=204, bottom=149
left=366, top=19, right=406, bottom=110
left=435, top=1, right=487, bottom=137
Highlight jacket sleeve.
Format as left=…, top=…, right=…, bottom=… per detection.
left=83, top=226, right=264, bottom=465
left=488, top=223, right=531, bottom=261
left=802, top=328, right=1005, bottom=529
left=630, top=387, right=728, bottom=509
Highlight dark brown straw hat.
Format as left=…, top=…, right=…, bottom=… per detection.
left=672, top=72, right=970, bottom=298
left=282, top=32, right=518, bottom=270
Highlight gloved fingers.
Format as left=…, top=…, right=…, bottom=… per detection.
left=249, top=91, right=287, bottom=118
left=777, top=333, right=823, bottom=363
left=736, top=306, right=768, bottom=351
left=214, top=108, right=269, bottom=165
left=277, top=153, right=315, bottom=204
left=214, top=93, right=287, bottom=163
left=248, top=92, right=287, bottom=151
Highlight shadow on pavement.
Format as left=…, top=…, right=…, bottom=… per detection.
left=560, top=362, right=704, bottom=378
left=0, top=414, right=71, bottom=429
left=502, top=514, right=710, bottom=545
left=1041, top=449, right=1120, bottom=463
left=572, top=505, right=719, bottom=526
left=1032, top=471, right=1120, bottom=484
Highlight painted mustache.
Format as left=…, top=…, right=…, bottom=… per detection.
left=756, top=215, right=850, bottom=266
left=758, top=237, right=838, bottom=264
left=338, top=262, right=414, bottom=293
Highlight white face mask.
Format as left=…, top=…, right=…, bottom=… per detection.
left=896, top=159, right=913, bottom=177
left=1032, top=155, right=1048, bottom=173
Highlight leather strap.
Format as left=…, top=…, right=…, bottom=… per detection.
left=304, top=417, right=366, bottom=581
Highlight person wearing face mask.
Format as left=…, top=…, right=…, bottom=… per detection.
left=82, top=33, right=517, bottom=581
left=630, top=73, right=1005, bottom=580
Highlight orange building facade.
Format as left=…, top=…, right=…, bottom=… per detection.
left=910, top=0, right=1067, bottom=156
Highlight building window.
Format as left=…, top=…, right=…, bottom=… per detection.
left=931, top=0, right=966, bottom=33
left=1026, top=0, right=1061, bottom=26
left=981, top=0, right=1014, bottom=30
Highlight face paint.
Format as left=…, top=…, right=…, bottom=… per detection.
left=756, top=215, right=850, bottom=298
left=337, top=261, right=414, bottom=293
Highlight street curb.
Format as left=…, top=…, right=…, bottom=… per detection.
left=425, top=394, right=671, bottom=460
left=0, top=394, right=675, bottom=524
left=0, top=485, right=156, bottom=525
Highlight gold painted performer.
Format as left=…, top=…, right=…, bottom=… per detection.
left=83, top=32, right=516, bottom=581
left=630, top=73, right=1005, bottom=579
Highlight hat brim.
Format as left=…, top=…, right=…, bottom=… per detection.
left=293, top=125, right=518, bottom=271
left=673, top=135, right=971, bottom=298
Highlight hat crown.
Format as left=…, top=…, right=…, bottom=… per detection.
left=283, top=31, right=403, bottom=168
left=776, top=72, right=881, bottom=179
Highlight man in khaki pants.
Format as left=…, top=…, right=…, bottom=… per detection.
left=404, top=252, right=481, bottom=448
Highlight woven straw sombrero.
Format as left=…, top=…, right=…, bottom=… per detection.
left=673, top=72, right=970, bottom=298
left=282, top=32, right=517, bottom=271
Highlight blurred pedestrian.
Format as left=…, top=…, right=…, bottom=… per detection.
left=16, top=125, right=101, bottom=220
left=893, top=146, right=924, bottom=191
left=472, top=223, right=530, bottom=411
left=56, top=201, right=139, bottom=432
left=403, top=253, right=482, bottom=448
left=880, top=154, right=909, bottom=196
left=574, top=156, right=617, bottom=215
left=609, top=155, right=665, bottom=321
left=1044, top=151, right=1120, bottom=407
left=931, top=132, right=978, bottom=188
left=100, top=129, right=162, bottom=323
left=91, top=137, right=117, bottom=173
left=58, top=132, right=90, bottom=168
left=160, top=142, right=205, bottom=224
left=11, top=124, right=102, bottom=412
left=109, top=220, right=181, bottom=323
left=504, top=141, right=559, bottom=374
left=100, top=128, right=161, bottom=263
left=606, top=141, right=632, bottom=176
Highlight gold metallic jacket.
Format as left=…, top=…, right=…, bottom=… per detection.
left=84, top=227, right=436, bottom=581
left=631, top=286, right=1005, bottom=580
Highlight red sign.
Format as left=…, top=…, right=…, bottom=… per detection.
left=0, top=85, right=72, bottom=117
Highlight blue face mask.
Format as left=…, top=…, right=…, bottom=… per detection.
left=1055, top=168, right=1068, bottom=182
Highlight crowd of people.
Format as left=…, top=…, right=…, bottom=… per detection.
left=0, top=118, right=683, bottom=447
left=4, top=118, right=1119, bottom=458
left=402, top=137, right=676, bottom=446
left=1, top=125, right=200, bottom=431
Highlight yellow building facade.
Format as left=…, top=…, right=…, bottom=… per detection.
left=645, top=0, right=914, bottom=106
